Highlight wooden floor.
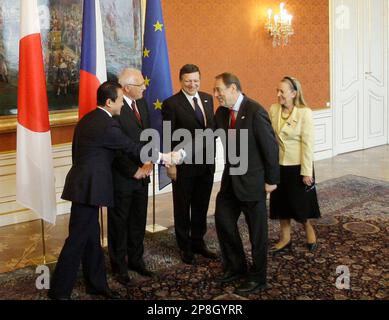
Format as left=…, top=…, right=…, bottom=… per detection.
left=0, top=145, right=388, bottom=274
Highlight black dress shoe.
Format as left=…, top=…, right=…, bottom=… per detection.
left=86, top=288, right=121, bottom=300
left=216, top=271, right=245, bottom=283
left=47, top=291, right=71, bottom=300
left=307, top=242, right=318, bottom=252
left=270, top=241, right=292, bottom=255
left=129, top=265, right=154, bottom=277
left=180, top=250, right=195, bottom=265
left=192, top=246, right=217, bottom=260
left=235, top=280, right=267, bottom=294
left=116, top=273, right=132, bottom=286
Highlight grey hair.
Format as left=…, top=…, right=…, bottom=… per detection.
left=118, top=68, right=142, bottom=86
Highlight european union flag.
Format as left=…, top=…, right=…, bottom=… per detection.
left=142, top=0, right=173, bottom=190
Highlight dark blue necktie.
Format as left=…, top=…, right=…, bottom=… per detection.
left=193, top=97, right=205, bottom=127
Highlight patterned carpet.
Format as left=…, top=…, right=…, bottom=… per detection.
left=0, top=175, right=388, bottom=300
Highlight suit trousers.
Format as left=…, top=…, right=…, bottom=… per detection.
left=49, top=203, right=107, bottom=298
left=108, top=183, right=148, bottom=274
left=172, top=172, right=214, bottom=252
left=215, top=180, right=268, bottom=282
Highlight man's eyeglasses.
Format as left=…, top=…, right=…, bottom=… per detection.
left=126, top=82, right=145, bottom=87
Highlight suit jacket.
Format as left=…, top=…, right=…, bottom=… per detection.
left=61, top=108, right=145, bottom=207
left=112, top=98, right=151, bottom=193
left=269, top=103, right=314, bottom=176
left=215, top=96, right=280, bottom=202
left=162, top=90, right=215, bottom=177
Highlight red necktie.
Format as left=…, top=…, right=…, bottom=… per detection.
left=131, top=100, right=142, bottom=124
left=229, top=109, right=236, bottom=129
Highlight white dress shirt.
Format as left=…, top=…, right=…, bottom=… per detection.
left=123, top=95, right=141, bottom=114
left=231, top=93, right=244, bottom=114
left=98, top=106, right=113, bottom=117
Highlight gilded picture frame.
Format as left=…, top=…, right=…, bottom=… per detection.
left=0, top=0, right=142, bottom=133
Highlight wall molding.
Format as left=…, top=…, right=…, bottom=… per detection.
left=0, top=109, right=333, bottom=227
left=313, top=108, right=333, bottom=161
left=0, top=145, right=72, bottom=227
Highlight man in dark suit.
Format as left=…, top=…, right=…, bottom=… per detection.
left=108, top=68, right=154, bottom=285
left=213, top=73, right=279, bottom=294
left=48, top=81, right=178, bottom=300
left=162, top=64, right=216, bottom=264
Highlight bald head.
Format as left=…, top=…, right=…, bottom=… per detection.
left=118, top=68, right=146, bottom=100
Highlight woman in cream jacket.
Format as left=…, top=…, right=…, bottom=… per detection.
left=268, top=76, right=321, bottom=254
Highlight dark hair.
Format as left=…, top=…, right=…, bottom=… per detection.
left=215, top=72, right=242, bottom=92
left=97, top=81, right=122, bottom=106
left=283, top=76, right=298, bottom=91
left=179, top=64, right=201, bottom=80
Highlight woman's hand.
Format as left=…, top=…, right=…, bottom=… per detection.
left=302, top=176, right=314, bottom=186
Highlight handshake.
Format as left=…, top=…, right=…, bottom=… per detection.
left=133, top=149, right=186, bottom=180
left=160, top=149, right=186, bottom=167
left=164, top=149, right=186, bottom=182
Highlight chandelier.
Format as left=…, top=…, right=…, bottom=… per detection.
left=265, top=2, right=294, bottom=47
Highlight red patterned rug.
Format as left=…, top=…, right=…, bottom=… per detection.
left=0, top=175, right=388, bottom=300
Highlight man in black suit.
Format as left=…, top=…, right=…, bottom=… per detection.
left=213, top=73, right=279, bottom=294
left=162, top=64, right=216, bottom=264
left=48, top=81, right=178, bottom=300
left=108, top=68, right=154, bottom=285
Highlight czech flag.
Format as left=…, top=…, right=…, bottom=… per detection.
left=78, top=0, right=107, bottom=119
left=16, top=0, right=57, bottom=224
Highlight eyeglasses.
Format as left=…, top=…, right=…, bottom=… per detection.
left=304, top=184, right=316, bottom=192
left=126, top=82, right=145, bottom=87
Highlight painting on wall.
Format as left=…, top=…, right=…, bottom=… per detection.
left=0, top=0, right=142, bottom=117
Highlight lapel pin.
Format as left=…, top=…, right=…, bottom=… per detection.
left=241, top=116, right=245, bottom=119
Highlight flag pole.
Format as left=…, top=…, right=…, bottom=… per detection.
left=152, top=165, right=156, bottom=231
left=100, top=207, right=105, bottom=246
left=146, top=165, right=167, bottom=234
left=41, top=219, right=47, bottom=265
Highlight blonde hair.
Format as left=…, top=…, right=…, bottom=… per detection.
left=282, top=76, right=308, bottom=108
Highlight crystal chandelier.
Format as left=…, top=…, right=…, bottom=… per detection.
left=265, top=2, right=294, bottom=47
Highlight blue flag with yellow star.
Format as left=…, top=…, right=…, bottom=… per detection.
left=142, top=0, right=173, bottom=190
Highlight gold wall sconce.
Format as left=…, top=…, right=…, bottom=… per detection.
left=265, top=2, right=294, bottom=47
